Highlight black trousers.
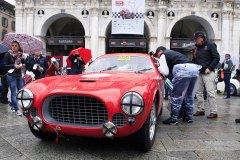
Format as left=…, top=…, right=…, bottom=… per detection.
left=1, top=75, right=9, bottom=102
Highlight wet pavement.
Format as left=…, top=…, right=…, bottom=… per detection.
left=0, top=94, right=240, bottom=160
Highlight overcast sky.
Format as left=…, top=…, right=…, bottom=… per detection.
left=5, top=0, right=15, bottom=6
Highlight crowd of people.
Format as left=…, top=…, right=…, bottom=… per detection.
left=0, top=41, right=87, bottom=116
left=150, top=31, right=239, bottom=125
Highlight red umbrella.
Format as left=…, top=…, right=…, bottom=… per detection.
left=66, top=48, right=92, bottom=67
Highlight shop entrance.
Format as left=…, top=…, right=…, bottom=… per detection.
left=170, top=16, right=214, bottom=56
left=46, top=17, right=85, bottom=56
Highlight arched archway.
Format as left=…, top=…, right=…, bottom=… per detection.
left=168, top=15, right=216, bottom=55
left=105, top=22, right=151, bottom=54
left=39, top=13, right=85, bottom=56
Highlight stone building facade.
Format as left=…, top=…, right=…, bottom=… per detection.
left=0, top=0, right=15, bottom=40
left=15, top=0, right=240, bottom=65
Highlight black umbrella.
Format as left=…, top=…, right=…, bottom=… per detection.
left=0, top=43, right=9, bottom=54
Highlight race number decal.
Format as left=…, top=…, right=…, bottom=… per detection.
left=117, top=56, right=131, bottom=61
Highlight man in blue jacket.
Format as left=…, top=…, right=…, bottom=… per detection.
left=26, top=51, right=48, bottom=80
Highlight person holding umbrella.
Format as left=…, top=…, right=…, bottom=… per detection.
left=66, top=48, right=92, bottom=75
left=4, top=41, right=25, bottom=116
left=68, top=52, right=85, bottom=75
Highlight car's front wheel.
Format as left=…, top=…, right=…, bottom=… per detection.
left=230, top=83, right=237, bottom=96
left=28, top=122, right=56, bottom=141
left=135, top=99, right=157, bottom=152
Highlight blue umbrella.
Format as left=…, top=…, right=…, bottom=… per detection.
left=0, top=43, right=9, bottom=54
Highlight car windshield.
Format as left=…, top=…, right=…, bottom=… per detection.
left=85, top=55, right=154, bottom=73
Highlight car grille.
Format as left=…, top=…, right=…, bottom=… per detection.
left=43, top=95, right=108, bottom=127
left=112, top=113, right=127, bottom=127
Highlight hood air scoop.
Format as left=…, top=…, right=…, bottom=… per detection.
left=80, top=79, right=96, bottom=82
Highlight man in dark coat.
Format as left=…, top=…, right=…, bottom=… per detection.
left=192, top=31, right=220, bottom=119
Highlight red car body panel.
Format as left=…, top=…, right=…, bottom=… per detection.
left=23, top=53, right=165, bottom=138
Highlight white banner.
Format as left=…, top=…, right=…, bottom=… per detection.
left=112, top=0, right=145, bottom=35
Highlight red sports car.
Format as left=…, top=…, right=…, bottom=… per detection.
left=17, top=53, right=165, bottom=151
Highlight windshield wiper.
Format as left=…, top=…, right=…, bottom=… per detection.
left=135, top=68, right=153, bottom=73
left=100, top=65, right=117, bottom=72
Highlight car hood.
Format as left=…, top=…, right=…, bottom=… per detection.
left=54, top=72, right=152, bottom=92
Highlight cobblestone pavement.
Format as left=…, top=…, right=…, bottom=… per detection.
left=0, top=94, right=240, bottom=160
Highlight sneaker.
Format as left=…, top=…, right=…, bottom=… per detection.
left=186, top=117, right=193, bottom=123
left=182, top=116, right=193, bottom=123
left=207, top=113, right=218, bottom=119
left=16, top=110, right=22, bottom=116
left=11, top=109, right=16, bottom=113
left=193, top=111, right=205, bottom=116
left=223, top=96, right=230, bottom=99
left=1, top=100, right=10, bottom=104
left=162, top=118, right=178, bottom=125
left=235, top=119, right=240, bottom=123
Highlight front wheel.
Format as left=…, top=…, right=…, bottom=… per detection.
left=230, top=83, right=237, bottom=96
left=135, top=99, right=157, bottom=152
left=28, top=122, right=56, bottom=141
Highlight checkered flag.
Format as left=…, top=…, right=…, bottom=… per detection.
left=112, top=12, right=121, bottom=18
left=112, top=12, right=144, bottom=19
left=135, top=12, right=144, bottom=19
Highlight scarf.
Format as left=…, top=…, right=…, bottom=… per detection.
left=9, top=50, right=22, bottom=65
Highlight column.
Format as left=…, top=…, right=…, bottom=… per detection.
left=232, top=17, right=240, bottom=66
left=98, top=36, right=106, bottom=56
left=26, top=7, right=35, bottom=35
left=90, top=4, right=99, bottom=58
left=221, top=2, right=233, bottom=52
left=157, top=7, right=167, bottom=47
left=149, top=37, right=157, bottom=52
left=15, top=6, right=24, bottom=33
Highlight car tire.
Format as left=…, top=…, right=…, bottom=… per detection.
left=28, top=122, right=56, bottom=141
left=135, top=99, right=157, bottom=152
left=159, top=102, right=163, bottom=116
left=230, top=83, right=237, bottom=96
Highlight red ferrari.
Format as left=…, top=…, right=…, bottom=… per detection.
left=17, top=53, right=165, bottom=151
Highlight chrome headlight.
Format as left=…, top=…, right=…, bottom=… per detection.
left=17, top=89, right=34, bottom=109
left=121, top=92, right=144, bottom=116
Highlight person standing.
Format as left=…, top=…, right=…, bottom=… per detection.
left=0, top=51, right=9, bottom=104
left=68, top=52, right=85, bottom=75
left=220, top=53, right=234, bottom=99
left=45, top=57, right=59, bottom=77
left=155, top=46, right=201, bottom=125
left=26, top=51, right=48, bottom=80
left=4, top=41, right=25, bottom=116
left=192, top=31, right=220, bottom=119
left=220, top=54, right=233, bottom=99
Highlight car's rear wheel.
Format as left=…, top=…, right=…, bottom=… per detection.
left=136, top=99, right=157, bottom=152
left=230, top=83, right=237, bottom=96
left=28, top=122, right=56, bottom=141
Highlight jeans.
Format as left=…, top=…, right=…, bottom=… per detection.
left=170, top=63, right=200, bottom=120
left=170, top=76, right=198, bottom=120
left=224, top=73, right=231, bottom=98
left=7, top=75, right=23, bottom=111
